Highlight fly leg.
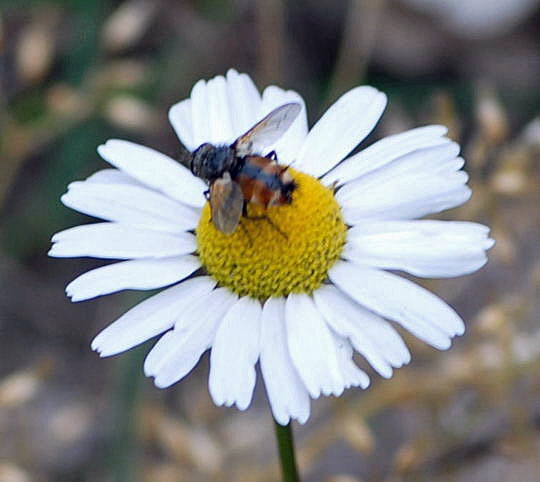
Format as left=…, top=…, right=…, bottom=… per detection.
left=239, top=221, right=254, bottom=246
left=262, top=216, right=288, bottom=240
left=235, top=202, right=253, bottom=246
left=266, top=150, right=278, bottom=161
left=242, top=204, right=288, bottom=240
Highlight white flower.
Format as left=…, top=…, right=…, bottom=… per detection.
left=50, top=69, right=494, bottom=425
left=401, top=0, right=540, bottom=38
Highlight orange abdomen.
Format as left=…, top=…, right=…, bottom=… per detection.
left=236, top=155, right=295, bottom=207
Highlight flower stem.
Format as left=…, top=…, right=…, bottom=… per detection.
left=274, top=419, right=300, bottom=482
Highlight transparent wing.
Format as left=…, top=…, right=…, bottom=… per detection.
left=234, top=102, right=301, bottom=156
left=210, top=172, right=244, bottom=235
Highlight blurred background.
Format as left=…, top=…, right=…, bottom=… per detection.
left=1, top=0, right=539, bottom=481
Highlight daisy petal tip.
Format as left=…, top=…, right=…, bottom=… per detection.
left=236, top=399, right=251, bottom=411
left=89, top=337, right=99, bottom=351
left=90, top=340, right=107, bottom=357
left=333, top=386, right=345, bottom=397
left=278, top=404, right=310, bottom=426
left=361, top=376, right=371, bottom=389
left=47, top=245, right=60, bottom=257
left=59, top=193, right=70, bottom=207
left=352, top=85, right=388, bottom=112
left=434, top=124, right=449, bottom=136
left=191, top=78, right=207, bottom=95
left=96, top=347, right=117, bottom=358
left=66, top=180, right=81, bottom=190
left=50, top=230, right=62, bottom=242
left=90, top=333, right=118, bottom=358
left=306, top=387, right=321, bottom=400
left=68, top=293, right=88, bottom=303
left=273, top=413, right=290, bottom=426
left=434, top=337, right=453, bottom=351
left=208, top=388, right=224, bottom=408
left=96, top=143, right=109, bottom=157
left=401, top=351, right=412, bottom=366
left=64, top=281, right=91, bottom=303
left=296, top=411, right=310, bottom=425
left=154, top=377, right=175, bottom=389
left=167, top=102, right=182, bottom=120
left=143, top=360, right=157, bottom=378
left=65, top=289, right=77, bottom=302
left=351, top=84, right=378, bottom=96
left=377, top=90, right=388, bottom=108
left=97, top=139, right=124, bottom=157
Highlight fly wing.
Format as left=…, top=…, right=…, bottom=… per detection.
left=210, top=172, right=244, bottom=234
left=234, top=102, right=301, bottom=156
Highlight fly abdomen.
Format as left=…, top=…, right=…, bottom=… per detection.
left=236, top=155, right=296, bottom=207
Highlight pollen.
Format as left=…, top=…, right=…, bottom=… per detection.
left=196, top=168, right=347, bottom=299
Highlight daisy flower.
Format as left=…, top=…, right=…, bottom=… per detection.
left=50, top=69, right=493, bottom=425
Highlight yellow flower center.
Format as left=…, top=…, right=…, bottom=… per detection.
left=196, top=168, right=347, bottom=299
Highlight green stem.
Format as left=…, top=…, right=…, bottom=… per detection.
left=274, top=420, right=300, bottom=482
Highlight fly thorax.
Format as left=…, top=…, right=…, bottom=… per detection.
left=191, top=144, right=237, bottom=181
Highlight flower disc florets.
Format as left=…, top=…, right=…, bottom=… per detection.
left=196, top=169, right=347, bottom=299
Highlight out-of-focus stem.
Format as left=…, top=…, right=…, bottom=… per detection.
left=256, top=0, right=285, bottom=86
left=326, top=0, right=386, bottom=106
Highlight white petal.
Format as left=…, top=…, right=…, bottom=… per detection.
left=191, top=72, right=263, bottom=146
left=329, top=261, right=465, bottom=350
left=190, top=76, right=235, bottom=146
left=84, top=168, right=142, bottom=186
left=295, top=86, right=387, bottom=178
left=285, top=293, right=344, bottom=398
left=345, top=220, right=494, bottom=277
left=225, top=69, right=262, bottom=138
left=190, top=79, right=209, bottom=148
left=260, top=298, right=310, bottom=425
left=337, top=142, right=462, bottom=204
left=66, top=255, right=200, bottom=302
left=97, top=139, right=206, bottom=208
left=49, top=223, right=195, bottom=259
left=145, top=288, right=237, bottom=388
left=169, top=99, right=196, bottom=151
left=259, top=86, right=308, bottom=162
left=332, top=334, right=370, bottom=389
left=337, top=142, right=471, bottom=222
left=61, top=181, right=199, bottom=233
left=209, top=297, right=262, bottom=410
left=314, top=285, right=411, bottom=377
left=341, top=174, right=471, bottom=223
left=322, top=125, right=449, bottom=186
left=207, top=75, right=235, bottom=143
left=91, top=276, right=216, bottom=356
